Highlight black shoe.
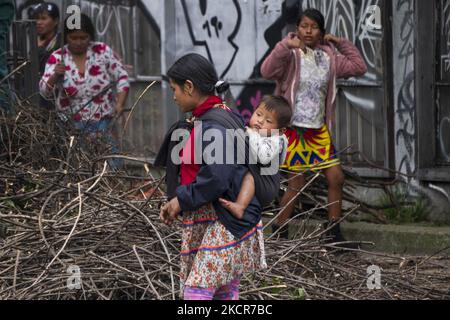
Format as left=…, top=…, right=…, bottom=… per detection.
left=322, top=222, right=359, bottom=250
left=272, top=224, right=289, bottom=240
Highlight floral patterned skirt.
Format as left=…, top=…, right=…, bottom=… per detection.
left=281, top=125, right=340, bottom=172
left=180, top=204, right=266, bottom=292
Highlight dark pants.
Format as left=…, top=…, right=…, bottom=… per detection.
left=0, top=2, right=14, bottom=113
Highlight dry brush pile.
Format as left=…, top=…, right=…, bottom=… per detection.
left=0, top=105, right=449, bottom=300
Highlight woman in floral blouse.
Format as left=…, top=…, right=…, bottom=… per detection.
left=39, top=13, right=129, bottom=133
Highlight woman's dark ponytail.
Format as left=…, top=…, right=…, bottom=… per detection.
left=215, top=81, right=230, bottom=95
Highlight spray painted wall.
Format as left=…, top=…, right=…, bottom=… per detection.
left=13, top=1, right=449, bottom=179
left=301, top=0, right=383, bottom=80
left=170, top=0, right=281, bottom=124
left=161, top=0, right=387, bottom=169
left=15, top=0, right=164, bottom=156
left=440, top=1, right=450, bottom=79
left=15, top=0, right=385, bottom=161
left=438, top=1, right=450, bottom=164
left=298, top=0, right=385, bottom=168
left=169, top=0, right=383, bottom=117
left=12, top=0, right=395, bottom=167
left=392, top=0, right=416, bottom=179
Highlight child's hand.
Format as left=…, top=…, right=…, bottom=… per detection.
left=160, top=198, right=182, bottom=225
left=219, top=198, right=231, bottom=208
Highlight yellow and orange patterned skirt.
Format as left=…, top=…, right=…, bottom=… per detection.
left=281, top=125, right=340, bottom=172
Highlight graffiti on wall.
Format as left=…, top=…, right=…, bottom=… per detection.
left=16, top=0, right=42, bottom=18
left=440, top=117, right=450, bottom=162
left=176, top=0, right=384, bottom=123
left=78, top=1, right=133, bottom=65
left=18, top=0, right=385, bottom=130
left=179, top=0, right=242, bottom=79
left=235, top=0, right=286, bottom=124
left=16, top=0, right=133, bottom=66
left=234, top=0, right=289, bottom=124
left=439, top=1, right=450, bottom=163
left=302, top=0, right=383, bottom=80
left=393, top=0, right=416, bottom=178
left=15, top=0, right=388, bottom=164
left=175, top=0, right=284, bottom=123
left=258, top=0, right=383, bottom=130
left=441, top=1, right=450, bottom=78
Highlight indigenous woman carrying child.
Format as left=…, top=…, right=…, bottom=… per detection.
left=158, top=53, right=268, bottom=300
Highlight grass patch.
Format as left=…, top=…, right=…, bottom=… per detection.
left=378, top=186, right=429, bottom=224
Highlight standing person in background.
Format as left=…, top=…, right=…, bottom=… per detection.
left=31, top=2, right=61, bottom=109
left=261, top=9, right=367, bottom=244
left=0, top=0, right=15, bottom=113
left=31, top=2, right=61, bottom=76
left=39, top=13, right=129, bottom=169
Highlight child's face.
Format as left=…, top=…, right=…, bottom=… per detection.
left=249, top=104, right=280, bottom=135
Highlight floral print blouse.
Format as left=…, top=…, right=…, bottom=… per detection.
left=39, top=42, right=130, bottom=122
left=293, top=47, right=330, bottom=129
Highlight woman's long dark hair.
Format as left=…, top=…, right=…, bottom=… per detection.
left=297, top=8, right=326, bottom=36
left=64, top=13, right=96, bottom=43
left=167, top=53, right=229, bottom=96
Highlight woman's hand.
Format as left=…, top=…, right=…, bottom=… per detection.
left=160, top=197, right=182, bottom=226
left=52, top=63, right=66, bottom=81
left=324, top=34, right=342, bottom=45
left=54, top=63, right=66, bottom=76
left=114, top=91, right=129, bottom=118
left=48, top=63, right=65, bottom=86
left=114, top=104, right=125, bottom=118
left=287, top=36, right=306, bottom=51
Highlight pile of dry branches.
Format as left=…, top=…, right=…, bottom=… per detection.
left=244, top=227, right=450, bottom=299
left=0, top=106, right=176, bottom=299
left=1, top=105, right=449, bottom=300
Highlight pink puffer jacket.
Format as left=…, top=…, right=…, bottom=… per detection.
left=261, top=32, right=368, bottom=130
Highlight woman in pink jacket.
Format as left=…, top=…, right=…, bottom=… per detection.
left=261, top=9, right=367, bottom=244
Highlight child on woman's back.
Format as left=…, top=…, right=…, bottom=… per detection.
left=219, top=95, right=292, bottom=219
